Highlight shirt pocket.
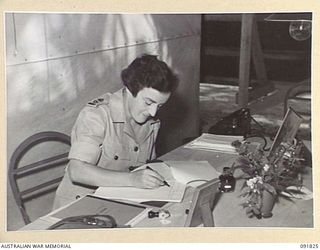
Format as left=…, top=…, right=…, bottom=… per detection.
left=102, top=140, right=131, bottom=162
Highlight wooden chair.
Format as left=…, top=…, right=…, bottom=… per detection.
left=8, top=131, right=71, bottom=224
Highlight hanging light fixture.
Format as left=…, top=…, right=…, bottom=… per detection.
left=265, top=13, right=312, bottom=41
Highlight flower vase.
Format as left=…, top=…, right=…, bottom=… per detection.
left=261, top=190, right=276, bottom=218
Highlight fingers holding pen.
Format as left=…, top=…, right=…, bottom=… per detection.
left=144, top=168, right=166, bottom=188
left=129, top=167, right=165, bottom=189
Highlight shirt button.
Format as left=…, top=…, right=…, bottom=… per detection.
left=134, top=146, right=139, bottom=152
left=114, top=155, right=119, bottom=160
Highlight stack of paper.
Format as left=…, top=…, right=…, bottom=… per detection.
left=93, top=161, right=220, bottom=203
left=165, top=160, right=221, bottom=187
left=184, top=133, right=243, bottom=154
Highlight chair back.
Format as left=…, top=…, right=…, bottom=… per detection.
left=284, top=80, right=311, bottom=118
left=8, top=131, right=71, bottom=224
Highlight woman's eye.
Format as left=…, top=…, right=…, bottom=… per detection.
left=145, top=100, right=152, bottom=106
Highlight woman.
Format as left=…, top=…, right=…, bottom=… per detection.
left=53, top=54, right=178, bottom=209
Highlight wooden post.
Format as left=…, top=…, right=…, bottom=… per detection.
left=251, top=17, right=268, bottom=86
left=238, top=14, right=254, bottom=108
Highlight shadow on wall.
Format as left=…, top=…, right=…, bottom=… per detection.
left=6, top=13, right=196, bottom=160
left=6, top=13, right=200, bottom=230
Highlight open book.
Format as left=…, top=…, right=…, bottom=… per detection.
left=93, top=161, right=221, bottom=203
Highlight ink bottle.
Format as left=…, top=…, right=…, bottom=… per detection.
left=219, top=167, right=236, bottom=192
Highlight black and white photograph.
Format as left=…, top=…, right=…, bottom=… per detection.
left=5, top=11, right=313, bottom=235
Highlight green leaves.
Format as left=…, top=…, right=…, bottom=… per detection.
left=235, top=138, right=306, bottom=219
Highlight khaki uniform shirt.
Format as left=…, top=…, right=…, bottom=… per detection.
left=53, top=88, right=160, bottom=209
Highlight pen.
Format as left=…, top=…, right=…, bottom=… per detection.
left=146, top=166, right=171, bottom=187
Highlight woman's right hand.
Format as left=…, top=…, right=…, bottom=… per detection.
left=129, top=168, right=165, bottom=189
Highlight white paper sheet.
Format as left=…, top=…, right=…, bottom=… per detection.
left=184, top=133, right=243, bottom=154
left=93, top=161, right=220, bottom=202
left=165, top=160, right=221, bottom=187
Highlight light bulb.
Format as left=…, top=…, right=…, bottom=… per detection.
left=289, top=20, right=311, bottom=41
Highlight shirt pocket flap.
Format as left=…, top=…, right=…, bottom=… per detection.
left=102, top=142, right=130, bottom=161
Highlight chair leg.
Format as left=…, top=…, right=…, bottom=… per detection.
left=19, top=205, right=31, bottom=224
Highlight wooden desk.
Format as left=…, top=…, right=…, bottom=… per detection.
left=159, top=146, right=313, bottom=228
left=21, top=144, right=313, bottom=230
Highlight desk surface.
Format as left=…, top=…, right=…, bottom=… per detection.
left=159, top=146, right=313, bottom=228
left=21, top=143, right=313, bottom=230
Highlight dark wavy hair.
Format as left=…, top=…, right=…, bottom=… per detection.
left=121, top=54, right=178, bottom=97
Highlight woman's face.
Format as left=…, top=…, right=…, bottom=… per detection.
left=127, top=87, right=171, bottom=124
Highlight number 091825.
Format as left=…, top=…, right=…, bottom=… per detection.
left=300, top=244, right=319, bottom=249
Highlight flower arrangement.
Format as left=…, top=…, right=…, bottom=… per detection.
left=231, top=138, right=305, bottom=219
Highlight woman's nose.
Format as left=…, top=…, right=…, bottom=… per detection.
left=148, top=104, right=158, bottom=117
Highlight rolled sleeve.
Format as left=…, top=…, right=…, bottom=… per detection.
left=68, top=107, right=106, bottom=165
left=68, top=141, right=101, bottom=164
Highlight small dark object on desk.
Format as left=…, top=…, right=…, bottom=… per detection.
left=255, top=213, right=262, bottom=219
left=219, top=167, right=236, bottom=192
left=208, top=108, right=251, bottom=137
left=148, top=210, right=170, bottom=219
left=148, top=211, right=159, bottom=218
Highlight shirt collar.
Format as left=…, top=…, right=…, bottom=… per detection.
left=109, top=87, right=126, bottom=123
left=108, top=87, right=160, bottom=142
left=109, top=87, right=160, bottom=124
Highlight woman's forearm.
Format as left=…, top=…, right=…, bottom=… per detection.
left=67, top=159, right=132, bottom=187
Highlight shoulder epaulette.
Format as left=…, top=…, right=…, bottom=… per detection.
left=87, top=94, right=110, bottom=108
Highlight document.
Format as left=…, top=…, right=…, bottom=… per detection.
left=94, top=161, right=220, bottom=202
left=184, top=133, right=243, bottom=154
